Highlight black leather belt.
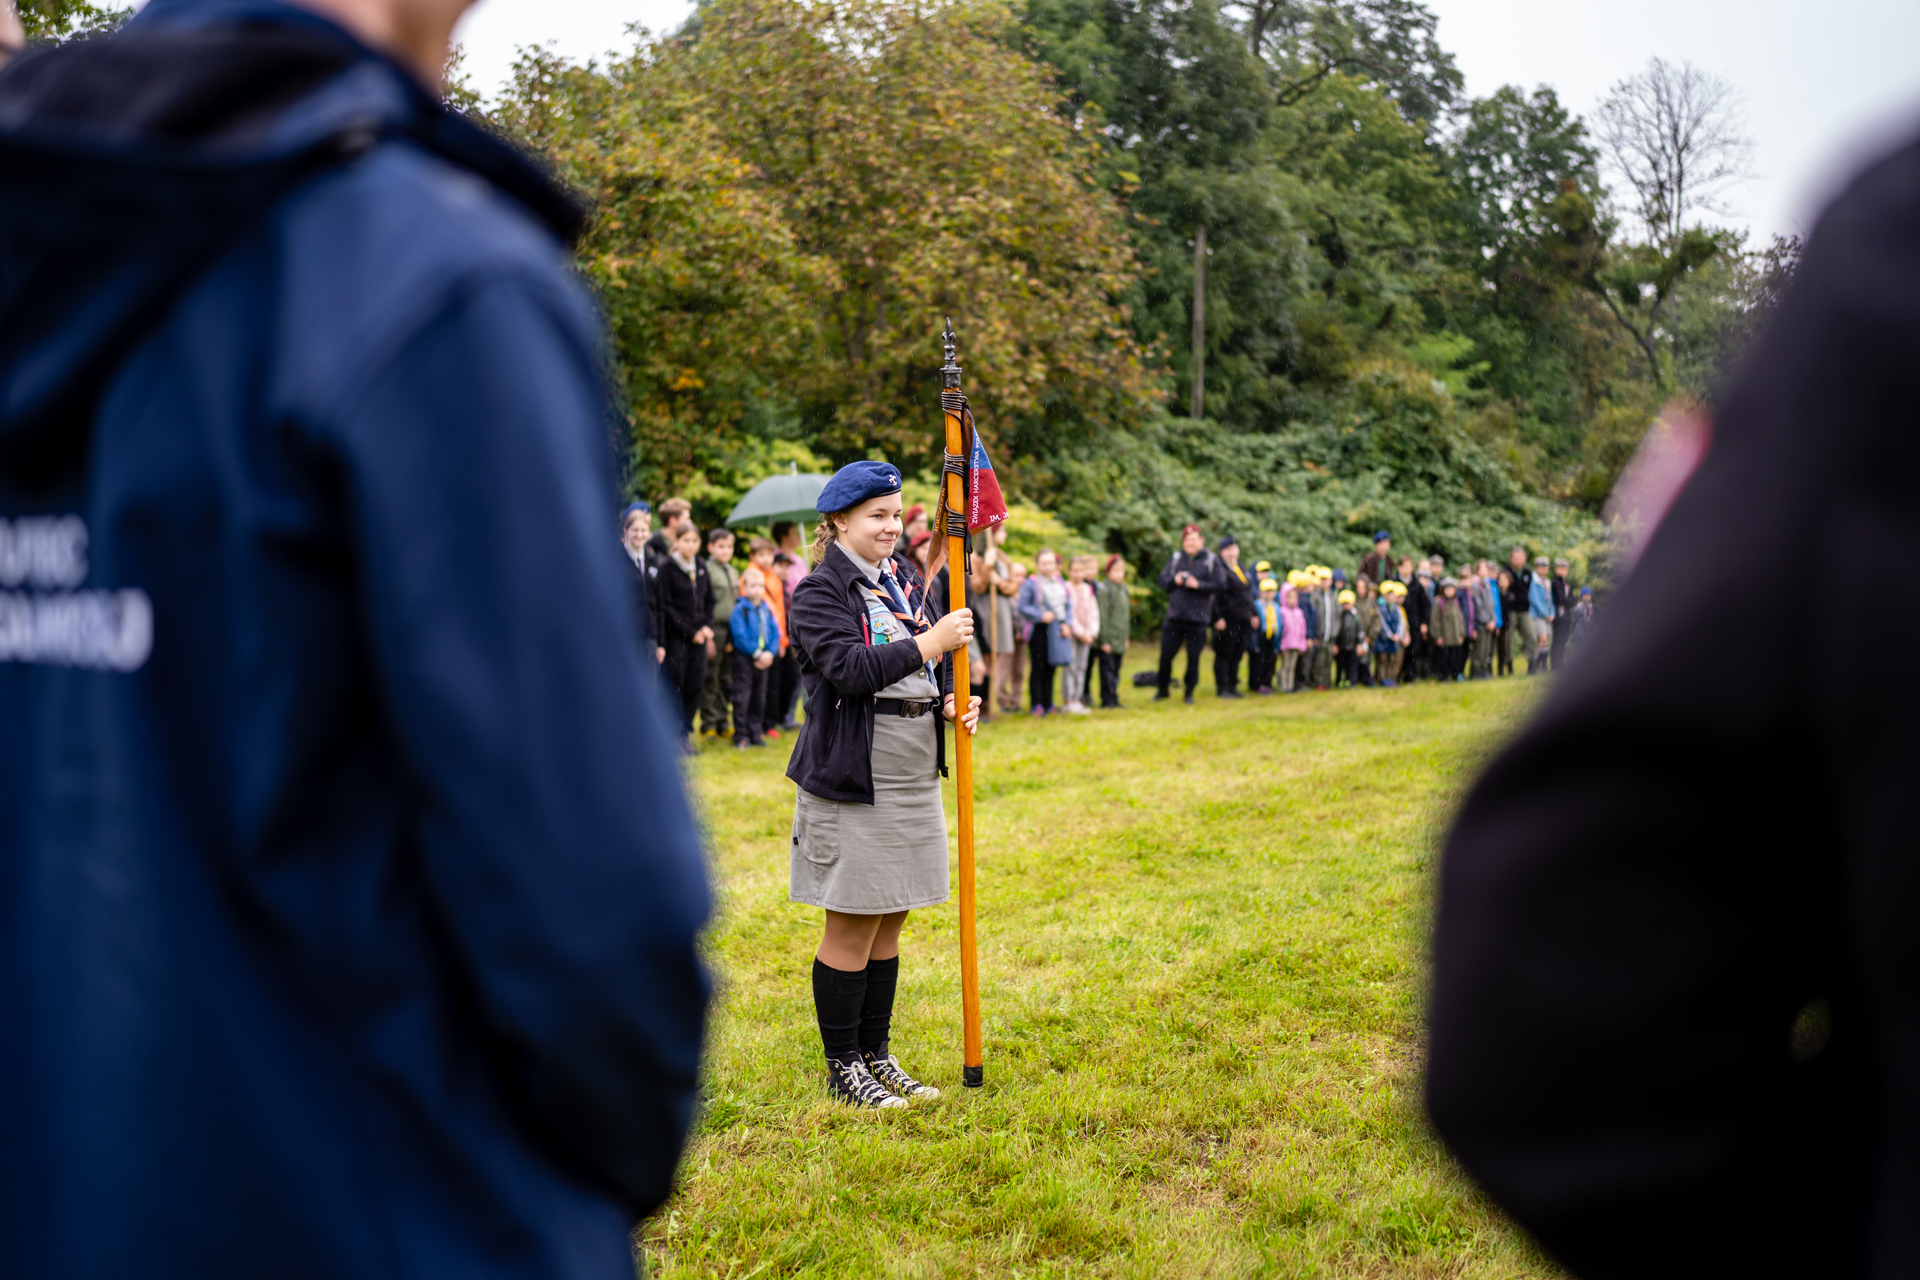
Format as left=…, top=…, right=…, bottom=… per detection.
left=875, top=697, right=938, bottom=719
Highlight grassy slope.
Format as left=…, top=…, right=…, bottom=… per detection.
left=652, top=650, right=1559, bottom=1278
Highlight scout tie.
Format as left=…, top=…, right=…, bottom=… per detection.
left=867, top=561, right=937, bottom=682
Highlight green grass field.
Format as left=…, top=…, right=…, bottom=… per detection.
left=653, top=650, right=1560, bottom=1279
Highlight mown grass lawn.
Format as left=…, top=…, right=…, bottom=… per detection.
left=653, top=648, right=1559, bottom=1279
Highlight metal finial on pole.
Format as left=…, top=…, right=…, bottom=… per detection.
left=938, top=320, right=983, bottom=1089
left=941, top=317, right=961, bottom=389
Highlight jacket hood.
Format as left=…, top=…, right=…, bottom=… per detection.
left=0, top=0, right=581, bottom=484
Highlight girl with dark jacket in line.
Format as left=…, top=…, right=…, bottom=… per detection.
left=785, top=463, right=981, bottom=1109
left=649, top=522, right=714, bottom=745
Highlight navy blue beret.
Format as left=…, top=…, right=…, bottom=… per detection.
left=1217, top=534, right=1237, bottom=549
left=817, top=461, right=903, bottom=513
left=621, top=501, right=650, bottom=520
left=1373, top=529, right=1390, bottom=542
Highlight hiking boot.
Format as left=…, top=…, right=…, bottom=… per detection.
left=1152, top=691, right=1170, bottom=701
left=827, top=1055, right=907, bottom=1109
left=1219, top=689, right=1242, bottom=699
left=863, top=1048, right=940, bottom=1100
left=1183, top=691, right=1195, bottom=704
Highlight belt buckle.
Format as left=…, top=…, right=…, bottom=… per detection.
left=906, top=699, right=931, bottom=718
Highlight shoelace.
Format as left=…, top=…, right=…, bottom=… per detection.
left=866, top=1052, right=934, bottom=1097
left=834, top=1058, right=898, bottom=1107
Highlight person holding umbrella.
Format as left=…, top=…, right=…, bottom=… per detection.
left=786, top=463, right=981, bottom=1108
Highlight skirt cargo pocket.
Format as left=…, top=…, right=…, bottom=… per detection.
left=794, top=801, right=839, bottom=868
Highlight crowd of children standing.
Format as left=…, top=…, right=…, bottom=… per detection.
left=622, top=497, right=1595, bottom=746
left=1213, top=529, right=1596, bottom=697
left=1141, top=524, right=1594, bottom=704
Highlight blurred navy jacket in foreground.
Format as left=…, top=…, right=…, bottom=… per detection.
left=0, top=3, right=711, bottom=1277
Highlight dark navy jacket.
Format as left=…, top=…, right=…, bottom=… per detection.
left=786, top=543, right=951, bottom=804
left=1156, top=549, right=1220, bottom=624
left=0, top=5, right=710, bottom=1278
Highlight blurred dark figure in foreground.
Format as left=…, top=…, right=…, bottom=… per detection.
left=0, top=0, right=711, bottom=1276
left=1425, top=141, right=1920, bottom=1276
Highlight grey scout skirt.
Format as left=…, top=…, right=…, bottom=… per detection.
left=791, top=711, right=949, bottom=914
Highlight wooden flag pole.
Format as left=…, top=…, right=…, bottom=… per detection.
left=939, top=319, right=983, bottom=1089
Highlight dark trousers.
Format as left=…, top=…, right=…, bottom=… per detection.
left=1495, top=623, right=1514, bottom=675
left=663, top=637, right=707, bottom=735
left=1247, top=646, right=1275, bottom=691
left=1029, top=645, right=1057, bottom=711
left=1439, top=643, right=1466, bottom=679
left=767, top=651, right=800, bottom=731
left=1157, top=620, right=1208, bottom=695
left=1097, top=648, right=1123, bottom=707
left=1372, top=649, right=1403, bottom=684
left=1470, top=627, right=1494, bottom=679
left=730, top=651, right=769, bottom=743
left=1307, top=641, right=1333, bottom=689
left=1550, top=617, right=1571, bottom=670
left=700, top=636, right=733, bottom=734
left=1213, top=623, right=1247, bottom=694
left=1335, top=646, right=1361, bottom=687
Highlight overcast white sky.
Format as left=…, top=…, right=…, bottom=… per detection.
left=454, top=0, right=1920, bottom=243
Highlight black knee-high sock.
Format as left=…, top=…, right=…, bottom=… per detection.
left=859, top=955, right=899, bottom=1055
left=812, top=958, right=867, bottom=1063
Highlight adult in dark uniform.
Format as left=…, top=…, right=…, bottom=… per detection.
left=1427, top=136, right=1920, bottom=1276
left=1210, top=534, right=1254, bottom=698
left=1548, top=556, right=1572, bottom=670
left=1501, top=544, right=1531, bottom=675
left=1154, top=523, right=1220, bottom=703
left=0, top=3, right=711, bottom=1275
left=1403, top=561, right=1434, bottom=681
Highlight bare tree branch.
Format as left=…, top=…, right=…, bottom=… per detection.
left=1595, top=58, right=1753, bottom=251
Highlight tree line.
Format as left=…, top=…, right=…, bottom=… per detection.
left=26, top=0, right=1786, bottom=575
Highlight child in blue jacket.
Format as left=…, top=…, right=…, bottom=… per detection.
left=731, top=567, right=781, bottom=747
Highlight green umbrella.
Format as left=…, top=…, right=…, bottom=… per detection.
left=724, top=464, right=830, bottom=529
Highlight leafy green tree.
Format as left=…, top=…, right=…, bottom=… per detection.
left=1021, top=0, right=1295, bottom=430
left=1665, top=231, right=1800, bottom=397
left=494, top=48, right=826, bottom=503
left=494, top=0, right=1154, bottom=502
left=1266, top=72, right=1456, bottom=378
left=1236, top=0, right=1460, bottom=127
left=662, top=0, right=1157, bottom=472
left=15, top=0, right=127, bottom=42
left=1434, top=86, right=1622, bottom=485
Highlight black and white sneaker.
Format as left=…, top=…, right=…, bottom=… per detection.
left=826, top=1055, right=907, bottom=1109
left=863, top=1048, right=941, bottom=1100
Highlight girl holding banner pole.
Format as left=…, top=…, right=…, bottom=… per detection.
left=786, top=462, right=982, bottom=1108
